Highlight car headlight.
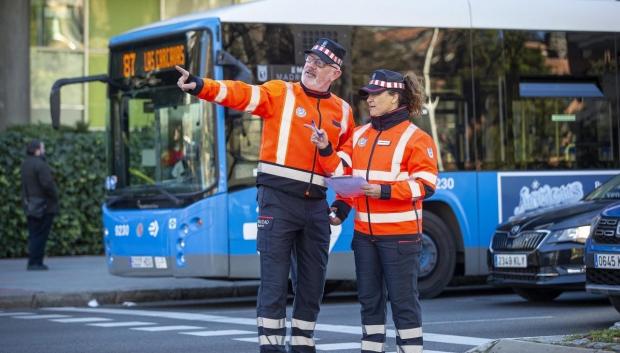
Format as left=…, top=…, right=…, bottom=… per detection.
left=547, top=225, right=591, bottom=244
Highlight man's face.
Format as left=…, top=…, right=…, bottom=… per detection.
left=301, top=54, right=341, bottom=92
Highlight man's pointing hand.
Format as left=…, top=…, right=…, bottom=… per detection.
left=176, top=65, right=197, bottom=92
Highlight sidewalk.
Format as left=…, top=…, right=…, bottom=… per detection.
left=0, top=256, right=259, bottom=309
left=467, top=335, right=620, bottom=353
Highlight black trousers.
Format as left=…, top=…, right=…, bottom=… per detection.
left=27, top=213, right=54, bottom=266
left=256, top=186, right=331, bottom=353
left=352, top=233, right=423, bottom=353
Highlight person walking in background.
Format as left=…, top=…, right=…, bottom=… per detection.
left=310, top=69, right=438, bottom=353
left=21, top=139, right=59, bottom=271
left=176, top=37, right=354, bottom=353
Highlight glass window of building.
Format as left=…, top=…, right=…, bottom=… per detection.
left=30, top=0, right=85, bottom=125
left=29, top=0, right=243, bottom=130
left=163, top=0, right=236, bottom=19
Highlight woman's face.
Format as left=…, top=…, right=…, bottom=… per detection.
left=366, top=90, right=398, bottom=117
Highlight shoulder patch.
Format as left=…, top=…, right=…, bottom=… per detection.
left=427, top=147, right=434, bottom=159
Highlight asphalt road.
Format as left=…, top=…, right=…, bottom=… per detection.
left=1, top=288, right=618, bottom=353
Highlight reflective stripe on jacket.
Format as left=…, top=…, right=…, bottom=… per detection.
left=197, top=79, right=354, bottom=198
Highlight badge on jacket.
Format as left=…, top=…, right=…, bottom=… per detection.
left=295, top=107, right=307, bottom=118
left=427, top=147, right=434, bottom=159
left=358, top=137, right=368, bottom=147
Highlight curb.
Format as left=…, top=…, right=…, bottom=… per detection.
left=466, top=338, right=610, bottom=353
left=0, top=283, right=260, bottom=309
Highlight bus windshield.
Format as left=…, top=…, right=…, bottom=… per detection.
left=106, top=31, right=217, bottom=204
left=114, top=87, right=209, bottom=193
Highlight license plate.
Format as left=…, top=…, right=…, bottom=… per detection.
left=154, top=256, right=168, bottom=269
left=130, top=256, right=154, bottom=269
left=595, top=254, right=620, bottom=269
left=494, top=254, right=527, bottom=268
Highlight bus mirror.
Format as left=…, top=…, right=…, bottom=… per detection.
left=50, top=86, right=61, bottom=129
left=49, top=74, right=109, bottom=129
left=216, top=50, right=252, bottom=84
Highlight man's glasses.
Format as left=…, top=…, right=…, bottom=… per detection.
left=305, top=54, right=339, bottom=70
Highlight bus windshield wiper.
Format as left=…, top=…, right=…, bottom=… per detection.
left=106, top=184, right=182, bottom=207
left=144, top=184, right=183, bottom=206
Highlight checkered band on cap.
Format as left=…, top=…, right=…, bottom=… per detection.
left=312, top=45, right=343, bottom=66
left=368, top=79, right=405, bottom=89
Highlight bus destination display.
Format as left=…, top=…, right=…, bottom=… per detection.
left=111, top=40, right=186, bottom=79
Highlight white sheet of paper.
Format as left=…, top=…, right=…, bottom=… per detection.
left=325, top=176, right=368, bottom=197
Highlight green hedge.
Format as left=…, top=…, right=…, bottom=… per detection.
left=0, top=124, right=106, bottom=258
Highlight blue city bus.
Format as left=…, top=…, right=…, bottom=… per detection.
left=50, top=0, right=620, bottom=298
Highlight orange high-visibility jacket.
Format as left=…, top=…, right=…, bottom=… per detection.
left=322, top=109, right=438, bottom=236
left=196, top=78, right=354, bottom=198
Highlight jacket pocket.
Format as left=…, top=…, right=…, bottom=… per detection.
left=256, top=216, right=274, bottom=252
left=397, top=239, right=421, bottom=255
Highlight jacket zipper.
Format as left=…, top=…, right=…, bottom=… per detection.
left=364, top=130, right=382, bottom=236
left=305, top=98, right=322, bottom=197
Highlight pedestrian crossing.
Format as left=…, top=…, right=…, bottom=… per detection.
left=0, top=309, right=493, bottom=353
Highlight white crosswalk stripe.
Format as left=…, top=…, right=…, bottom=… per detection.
left=132, top=325, right=204, bottom=332
left=88, top=321, right=156, bottom=327
left=180, top=329, right=255, bottom=337
left=233, top=338, right=453, bottom=353
left=15, top=314, right=70, bottom=319
left=316, top=342, right=360, bottom=350
left=51, top=317, right=113, bottom=323
left=0, top=312, right=33, bottom=317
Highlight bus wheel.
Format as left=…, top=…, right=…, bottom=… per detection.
left=512, top=288, right=562, bottom=302
left=609, top=296, right=620, bottom=313
left=418, top=212, right=456, bottom=299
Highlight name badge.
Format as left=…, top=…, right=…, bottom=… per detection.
left=377, top=140, right=391, bottom=146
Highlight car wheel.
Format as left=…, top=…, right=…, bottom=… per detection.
left=418, top=212, right=456, bottom=299
left=609, top=296, right=620, bottom=313
left=512, top=287, right=563, bottom=302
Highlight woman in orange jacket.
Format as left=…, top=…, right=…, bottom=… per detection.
left=310, top=69, right=438, bottom=353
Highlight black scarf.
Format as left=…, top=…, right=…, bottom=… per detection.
left=370, top=106, right=409, bottom=131
left=300, top=82, right=331, bottom=99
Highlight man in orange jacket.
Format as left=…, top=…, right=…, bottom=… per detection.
left=176, top=38, right=354, bottom=353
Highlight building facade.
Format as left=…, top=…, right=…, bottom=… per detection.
left=0, top=0, right=247, bottom=131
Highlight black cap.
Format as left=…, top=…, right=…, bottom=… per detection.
left=304, top=38, right=346, bottom=67
left=359, top=69, right=405, bottom=97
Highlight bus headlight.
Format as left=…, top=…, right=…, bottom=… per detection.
left=181, top=224, right=190, bottom=236
left=547, top=225, right=591, bottom=244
